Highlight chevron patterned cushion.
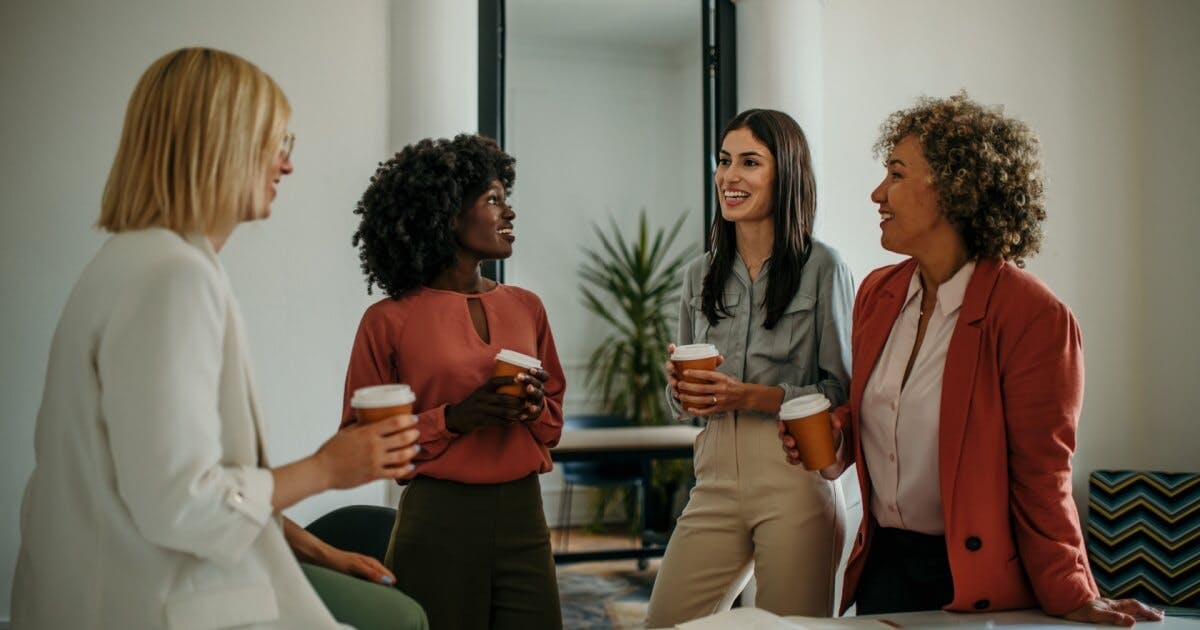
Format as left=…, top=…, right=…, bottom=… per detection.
left=1087, top=470, right=1200, bottom=607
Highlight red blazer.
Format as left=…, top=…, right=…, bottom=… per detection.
left=837, top=258, right=1099, bottom=615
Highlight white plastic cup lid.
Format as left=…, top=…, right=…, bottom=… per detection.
left=495, top=349, right=542, bottom=370
left=351, top=384, right=415, bottom=408
left=671, top=344, right=719, bottom=361
left=779, top=393, right=831, bottom=419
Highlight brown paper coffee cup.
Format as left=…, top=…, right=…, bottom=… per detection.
left=494, top=349, right=541, bottom=397
left=351, top=384, right=415, bottom=424
left=670, top=344, right=720, bottom=385
left=780, top=394, right=835, bottom=470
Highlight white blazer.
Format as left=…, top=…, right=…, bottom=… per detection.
left=12, top=229, right=345, bottom=629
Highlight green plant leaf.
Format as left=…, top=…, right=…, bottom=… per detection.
left=578, top=209, right=697, bottom=429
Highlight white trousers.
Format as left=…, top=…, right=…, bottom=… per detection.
left=645, top=415, right=845, bottom=627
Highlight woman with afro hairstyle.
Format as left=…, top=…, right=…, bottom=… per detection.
left=779, top=93, right=1162, bottom=625
left=341, top=134, right=565, bottom=630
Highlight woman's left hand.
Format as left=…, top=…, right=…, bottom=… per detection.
left=323, top=547, right=397, bottom=587
left=517, top=367, right=551, bottom=422
left=677, top=369, right=749, bottom=416
left=1062, top=598, right=1163, bottom=626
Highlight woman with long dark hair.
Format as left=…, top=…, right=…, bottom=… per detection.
left=646, top=109, right=854, bottom=626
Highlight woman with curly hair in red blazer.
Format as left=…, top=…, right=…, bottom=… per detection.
left=780, top=93, right=1162, bottom=626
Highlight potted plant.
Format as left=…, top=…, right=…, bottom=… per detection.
left=578, top=209, right=699, bottom=535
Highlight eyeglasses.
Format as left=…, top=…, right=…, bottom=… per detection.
left=280, top=132, right=296, bottom=161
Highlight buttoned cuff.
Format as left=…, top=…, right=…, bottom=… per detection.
left=210, top=466, right=274, bottom=567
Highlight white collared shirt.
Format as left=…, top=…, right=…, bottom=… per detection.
left=861, top=261, right=975, bottom=534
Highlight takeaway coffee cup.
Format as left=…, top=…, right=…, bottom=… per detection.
left=350, top=384, right=415, bottom=424
left=779, top=393, right=836, bottom=470
left=494, top=349, right=542, bottom=397
left=670, top=344, right=720, bottom=385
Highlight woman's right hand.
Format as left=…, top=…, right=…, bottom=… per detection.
left=444, top=376, right=528, bottom=434
left=777, top=413, right=845, bottom=478
left=314, top=415, right=421, bottom=489
left=1063, top=597, right=1163, bottom=626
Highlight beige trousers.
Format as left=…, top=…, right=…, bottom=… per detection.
left=645, top=415, right=845, bottom=627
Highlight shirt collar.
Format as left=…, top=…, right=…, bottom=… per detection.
left=731, top=255, right=772, bottom=286
left=904, top=260, right=977, bottom=317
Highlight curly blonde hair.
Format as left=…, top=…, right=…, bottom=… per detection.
left=874, top=92, right=1046, bottom=266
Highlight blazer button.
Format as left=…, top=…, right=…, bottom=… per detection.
left=965, top=536, right=982, bottom=551
left=974, top=599, right=990, bottom=610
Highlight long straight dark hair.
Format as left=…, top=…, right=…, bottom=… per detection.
left=702, top=109, right=816, bottom=329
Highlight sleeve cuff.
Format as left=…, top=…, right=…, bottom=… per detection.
left=779, top=383, right=820, bottom=406
left=419, top=405, right=456, bottom=443
left=1039, top=578, right=1099, bottom=617
left=209, top=466, right=274, bottom=567
left=665, top=384, right=690, bottom=422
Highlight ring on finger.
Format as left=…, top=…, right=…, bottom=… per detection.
left=712, top=394, right=718, bottom=405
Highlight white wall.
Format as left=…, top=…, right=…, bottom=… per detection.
left=1137, top=0, right=1200, bottom=474
left=388, top=0, right=477, bottom=153
left=815, top=0, right=1200, bottom=508
left=505, top=40, right=705, bottom=412
left=0, top=0, right=395, bottom=620
left=736, top=0, right=825, bottom=195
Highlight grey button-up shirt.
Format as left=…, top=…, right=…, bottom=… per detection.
left=667, top=238, right=854, bottom=421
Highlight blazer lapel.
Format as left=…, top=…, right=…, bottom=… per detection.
left=939, top=258, right=1003, bottom=528
left=185, top=233, right=271, bottom=467
left=850, top=261, right=915, bottom=484
left=233, top=308, right=271, bottom=467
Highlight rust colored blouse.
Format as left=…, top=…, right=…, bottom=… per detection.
left=341, top=284, right=565, bottom=484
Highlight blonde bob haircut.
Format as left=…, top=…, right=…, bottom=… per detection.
left=99, top=47, right=290, bottom=235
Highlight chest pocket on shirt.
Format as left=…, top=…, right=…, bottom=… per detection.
left=689, top=292, right=740, bottom=354
left=755, top=292, right=816, bottom=364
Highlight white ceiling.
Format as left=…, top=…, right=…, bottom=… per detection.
left=507, top=0, right=701, bottom=56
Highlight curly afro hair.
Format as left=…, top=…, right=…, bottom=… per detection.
left=352, top=134, right=515, bottom=298
left=874, top=92, right=1046, bottom=267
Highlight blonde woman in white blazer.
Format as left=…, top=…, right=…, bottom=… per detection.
left=12, top=48, right=425, bottom=630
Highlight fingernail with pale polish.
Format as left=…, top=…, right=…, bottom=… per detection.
left=381, top=575, right=395, bottom=585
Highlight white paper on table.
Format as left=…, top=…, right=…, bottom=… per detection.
left=676, top=608, right=892, bottom=630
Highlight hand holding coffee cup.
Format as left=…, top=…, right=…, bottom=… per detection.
left=446, top=364, right=544, bottom=435
left=669, top=344, right=743, bottom=414
left=667, top=343, right=721, bottom=399
left=350, top=384, right=415, bottom=424
left=493, top=348, right=550, bottom=421
left=494, top=349, right=542, bottom=396
left=316, top=414, right=421, bottom=487
left=670, top=343, right=721, bottom=385
left=778, top=394, right=837, bottom=470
